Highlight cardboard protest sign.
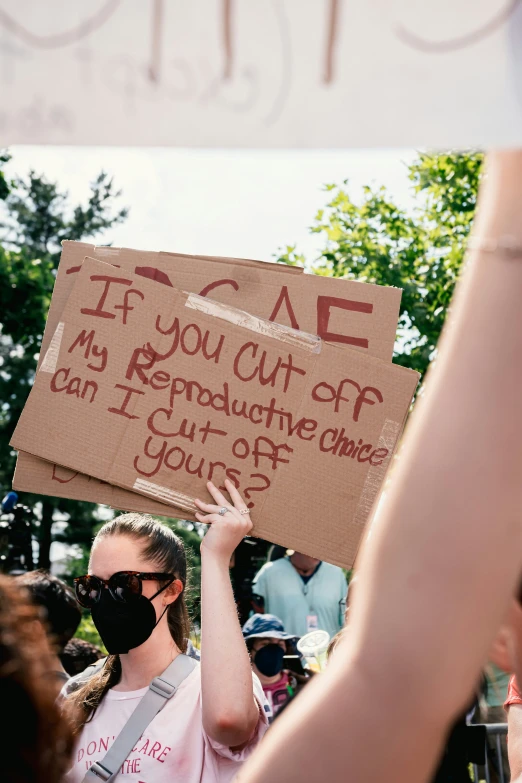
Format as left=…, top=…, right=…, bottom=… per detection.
left=14, top=241, right=403, bottom=512
left=1, top=1, right=522, bottom=149
left=11, top=257, right=418, bottom=567
left=13, top=457, right=199, bottom=520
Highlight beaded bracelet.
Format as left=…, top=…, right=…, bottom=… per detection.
left=468, top=236, right=522, bottom=257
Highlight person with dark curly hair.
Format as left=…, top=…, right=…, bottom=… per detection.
left=0, top=573, right=74, bottom=783
left=17, top=570, right=81, bottom=684
left=61, top=638, right=105, bottom=678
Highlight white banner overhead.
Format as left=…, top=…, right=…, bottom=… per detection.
left=1, top=0, right=522, bottom=149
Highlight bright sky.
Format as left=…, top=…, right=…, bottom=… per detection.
left=7, top=147, right=418, bottom=263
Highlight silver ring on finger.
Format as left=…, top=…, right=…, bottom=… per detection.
left=218, top=507, right=229, bottom=516
left=239, top=509, right=250, bottom=515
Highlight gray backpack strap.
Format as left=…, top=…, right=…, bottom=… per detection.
left=82, top=654, right=198, bottom=782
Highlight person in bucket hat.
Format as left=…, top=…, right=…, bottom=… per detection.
left=243, top=614, right=310, bottom=721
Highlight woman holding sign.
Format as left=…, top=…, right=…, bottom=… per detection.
left=62, top=479, right=267, bottom=783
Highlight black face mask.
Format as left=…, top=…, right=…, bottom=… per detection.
left=91, top=583, right=170, bottom=654
left=254, top=644, right=285, bottom=677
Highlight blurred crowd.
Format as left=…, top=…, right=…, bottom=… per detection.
left=1, top=529, right=521, bottom=783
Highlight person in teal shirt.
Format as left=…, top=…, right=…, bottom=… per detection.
left=252, top=552, right=347, bottom=640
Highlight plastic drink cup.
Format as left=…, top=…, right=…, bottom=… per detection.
left=297, top=629, right=330, bottom=672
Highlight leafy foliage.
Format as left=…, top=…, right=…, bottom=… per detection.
left=0, top=152, right=10, bottom=202
left=276, top=152, right=483, bottom=378
left=0, top=157, right=128, bottom=568
left=1, top=169, right=128, bottom=264
left=75, top=615, right=107, bottom=652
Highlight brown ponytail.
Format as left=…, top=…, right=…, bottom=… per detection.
left=64, top=514, right=190, bottom=735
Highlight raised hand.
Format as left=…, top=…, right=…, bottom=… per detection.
left=195, top=479, right=253, bottom=562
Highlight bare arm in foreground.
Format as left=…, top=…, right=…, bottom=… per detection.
left=196, top=480, right=259, bottom=747
left=237, top=151, right=522, bottom=783
left=508, top=705, right=522, bottom=783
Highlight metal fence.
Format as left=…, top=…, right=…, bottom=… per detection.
left=472, top=723, right=509, bottom=783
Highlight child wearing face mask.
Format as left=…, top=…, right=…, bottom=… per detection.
left=243, top=614, right=309, bottom=721
left=62, top=480, right=269, bottom=783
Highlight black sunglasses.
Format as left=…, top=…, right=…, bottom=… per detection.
left=74, top=571, right=175, bottom=609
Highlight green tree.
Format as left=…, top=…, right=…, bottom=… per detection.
left=277, top=152, right=483, bottom=377
left=0, top=152, right=10, bottom=202
left=0, top=154, right=128, bottom=568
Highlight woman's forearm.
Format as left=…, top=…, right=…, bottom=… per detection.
left=200, top=549, right=258, bottom=746
left=238, top=151, right=522, bottom=783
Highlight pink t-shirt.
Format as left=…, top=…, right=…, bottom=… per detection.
left=262, top=672, right=291, bottom=719
left=65, top=664, right=268, bottom=783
